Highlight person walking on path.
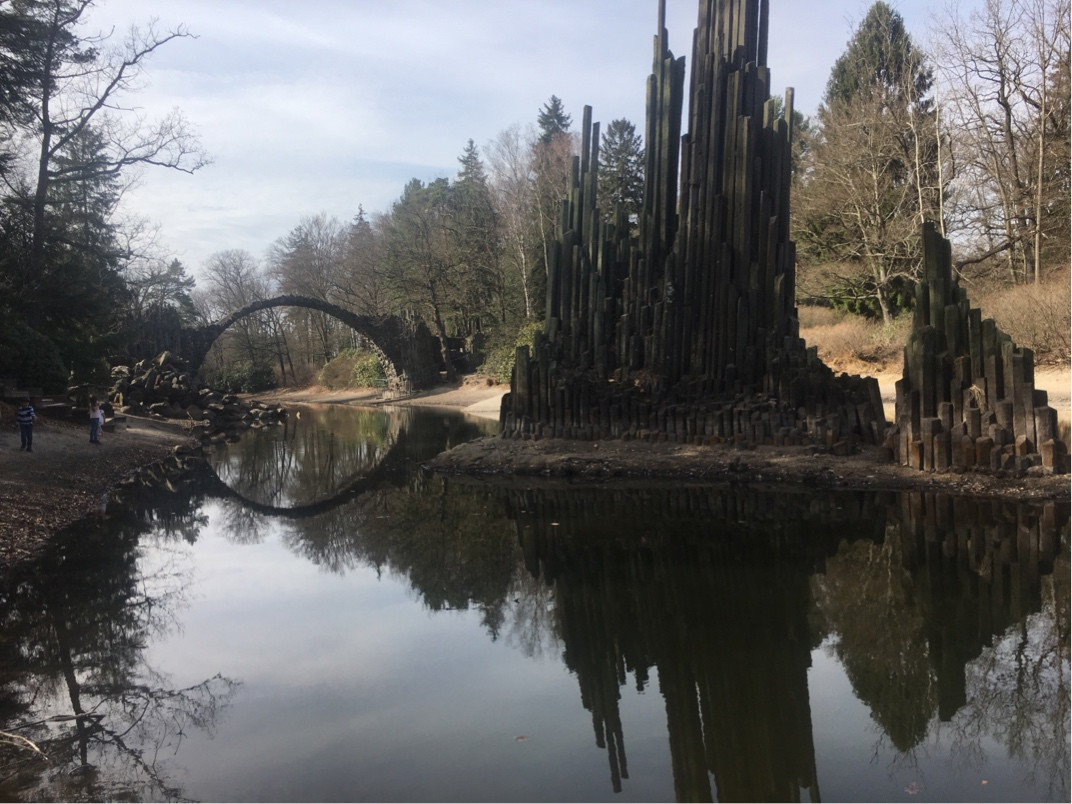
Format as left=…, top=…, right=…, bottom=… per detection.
left=89, top=396, right=103, bottom=444
left=17, top=398, right=35, bottom=452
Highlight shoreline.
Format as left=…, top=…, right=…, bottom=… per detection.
left=254, top=377, right=1070, bottom=502
left=0, top=414, right=198, bottom=570
left=1, top=371, right=1067, bottom=569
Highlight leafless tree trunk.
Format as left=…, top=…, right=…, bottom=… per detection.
left=931, top=0, right=1070, bottom=283
left=24, top=0, right=208, bottom=276
left=487, top=125, right=539, bottom=320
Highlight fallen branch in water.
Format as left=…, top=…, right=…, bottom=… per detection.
left=0, top=729, right=48, bottom=760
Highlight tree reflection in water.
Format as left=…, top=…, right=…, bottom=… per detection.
left=203, top=407, right=1071, bottom=800
left=0, top=506, right=238, bottom=801
left=214, top=409, right=1068, bottom=801
left=0, top=403, right=1066, bottom=801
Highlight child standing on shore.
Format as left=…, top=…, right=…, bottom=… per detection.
left=89, top=396, right=103, bottom=444
left=17, top=398, right=35, bottom=452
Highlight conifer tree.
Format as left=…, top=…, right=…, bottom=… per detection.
left=597, top=118, right=644, bottom=229
left=537, top=95, right=572, bottom=144
left=793, top=1, right=943, bottom=322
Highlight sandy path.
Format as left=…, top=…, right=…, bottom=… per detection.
left=253, top=379, right=509, bottom=421
left=870, top=367, right=1069, bottom=428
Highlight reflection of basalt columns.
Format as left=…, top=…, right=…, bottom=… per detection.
left=892, top=493, right=1069, bottom=720
left=507, top=486, right=876, bottom=799
left=510, top=485, right=1068, bottom=795
left=501, top=0, right=886, bottom=448
left=893, top=224, right=1068, bottom=474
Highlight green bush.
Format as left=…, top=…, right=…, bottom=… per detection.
left=351, top=352, right=386, bottom=387
left=317, top=349, right=386, bottom=389
left=221, top=360, right=275, bottom=393
left=484, top=321, right=543, bottom=384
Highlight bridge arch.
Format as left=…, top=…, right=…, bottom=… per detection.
left=198, top=432, right=407, bottom=519
left=182, top=295, right=442, bottom=393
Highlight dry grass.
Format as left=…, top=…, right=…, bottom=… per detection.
left=974, top=266, right=1070, bottom=366
left=799, top=266, right=1071, bottom=372
left=799, top=306, right=910, bottom=373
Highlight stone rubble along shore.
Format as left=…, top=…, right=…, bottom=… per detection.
left=109, top=350, right=287, bottom=442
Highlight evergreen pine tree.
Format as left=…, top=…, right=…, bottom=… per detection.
left=537, top=95, right=572, bottom=145
left=597, top=118, right=644, bottom=229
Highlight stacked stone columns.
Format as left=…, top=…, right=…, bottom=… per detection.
left=501, top=0, right=886, bottom=450
left=893, top=223, right=1067, bottom=474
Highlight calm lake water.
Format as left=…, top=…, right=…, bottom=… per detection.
left=0, top=404, right=1068, bottom=802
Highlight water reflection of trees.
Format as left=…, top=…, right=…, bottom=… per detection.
left=815, top=496, right=1070, bottom=788
left=20, top=402, right=1062, bottom=801
left=209, top=406, right=398, bottom=507
left=0, top=509, right=237, bottom=800
left=199, top=424, right=1069, bottom=802
left=325, top=480, right=1067, bottom=801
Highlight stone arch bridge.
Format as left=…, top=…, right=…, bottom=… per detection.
left=180, top=295, right=443, bottom=393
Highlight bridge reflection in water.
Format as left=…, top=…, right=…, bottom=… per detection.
left=0, top=404, right=1066, bottom=802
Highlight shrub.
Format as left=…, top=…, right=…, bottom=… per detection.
left=975, top=268, right=1070, bottom=365
left=483, top=321, right=543, bottom=384
left=318, top=349, right=359, bottom=389
left=221, top=360, right=275, bottom=393
left=799, top=305, right=910, bottom=371
left=317, top=349, right=386, bottom=389
left=351, top=352, right=386, bottom=387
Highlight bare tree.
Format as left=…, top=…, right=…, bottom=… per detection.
left=267, top=212, right=348, bottom=366
left=11, top=0, right=209, bottom=276
left=931, top=0, right=1071, bottom=283
left=337, top=207, right=389, bottom=317
left=196, top=249, right=280, bottom=385
left=794, top=3, right=945, bottom=322
left=487, top=124, right=540, bottom=321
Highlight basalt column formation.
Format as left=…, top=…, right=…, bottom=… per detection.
left=893, top=223, right=1068, bottom=474
left=501, top=0, right=886, bottom=448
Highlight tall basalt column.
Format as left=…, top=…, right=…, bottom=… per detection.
left=501, top=0, right=886, bottom=450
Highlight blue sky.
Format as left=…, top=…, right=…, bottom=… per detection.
left=83, top=0, right=942, bottom=277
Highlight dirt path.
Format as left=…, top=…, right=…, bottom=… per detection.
left=252, top=376, right=508, bottom=421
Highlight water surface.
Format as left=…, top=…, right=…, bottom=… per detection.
left=0, top=404, right=1067, bottom=802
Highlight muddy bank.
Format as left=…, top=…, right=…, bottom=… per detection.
left=425, top=434, right=1070, bottom=502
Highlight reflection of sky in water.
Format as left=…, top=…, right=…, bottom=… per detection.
left=142, top=504, right=675, bottom=802
left=809, top=635, right=1065, bottom=803
left=132, top=496, right=1068, bottom=803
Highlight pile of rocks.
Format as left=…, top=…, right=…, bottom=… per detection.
left=109, top=351, right=286, bottom=438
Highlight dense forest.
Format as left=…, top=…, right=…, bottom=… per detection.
left=0, top=0, right=1067, bottom=394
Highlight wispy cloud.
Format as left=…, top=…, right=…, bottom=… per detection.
left=83, top=0, right=939, bottom=275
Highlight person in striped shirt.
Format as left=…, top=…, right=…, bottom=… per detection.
left=17, top=398, right=35, bottom=452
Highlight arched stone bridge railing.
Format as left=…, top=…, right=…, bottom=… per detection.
left=181, top=295, right=442, bottom=393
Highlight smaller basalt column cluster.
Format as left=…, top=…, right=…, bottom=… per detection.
left=893, top=223, right=1067, bottom=474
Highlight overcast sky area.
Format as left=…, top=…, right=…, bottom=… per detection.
left=83, top=0, right=941, bottom=278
